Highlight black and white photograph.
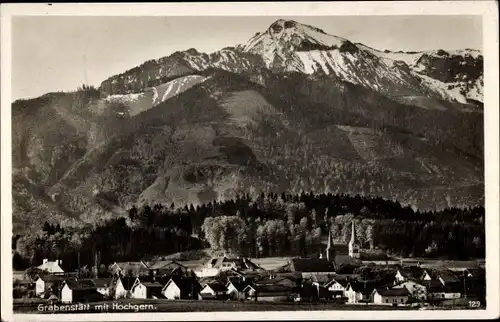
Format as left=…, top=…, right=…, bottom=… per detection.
left=1, top=2, right=499, bottom=321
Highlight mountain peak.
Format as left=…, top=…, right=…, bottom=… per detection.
left=242, top=19, right=345, bottom=69
left=268, top=19, right=298, bottom=32
left=267, top=19, right=327, bottom=35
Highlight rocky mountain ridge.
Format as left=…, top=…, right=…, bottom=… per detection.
left=12, top=19, right=484, bottom=234
left=100, top=19, right=483, bottom=105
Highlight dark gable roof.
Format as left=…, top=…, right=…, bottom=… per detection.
left=253, top=284, right=293, bottom=295
left=309, top=274, right=333, bottom=284
left=118, top=276, right=138, bottom=290
left=141, top=282, right=163, bottom=288
left=291, top=258, right=336, bottom=273
left=167, top=277, right=201, bottom=294
left=375, top=287, right=410, bottom=297
left=255, top=276, right=297, bottom=287
left=227, top=280, right=251, bottom=292
left=348, top=281, right=381, bottom=294
left=443, top=282, right=462, bottom=293
left=437, top=270, right=460, bottom=283
left=91, top=278, right=112, bottom=288
left=274, top=272, right=303, bottom=281
left=206, top=282, right=227, bottom=293
left=422, top=269, right=439, bottom=279
left=65, top=279, right=98, bottom=291
left=324, top=275, right=358, bottom=287
left=148, top=260, right=187, bottom=271
left=335, top=255, right=362, bottom=267
left=111, top=262, right=149, bottom=274
left=39, top=275, right=65, bottom=283
left=421, top=280, right=444, bottom=292
left=399, top=266, right=425, bottom=279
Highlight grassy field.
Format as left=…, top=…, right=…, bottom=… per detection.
left=15, top=298, right=420, bottom=313
left=251, top=257, right=291, bottom=270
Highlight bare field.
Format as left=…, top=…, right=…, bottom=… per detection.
left=250, top=257, right=291, bottom=270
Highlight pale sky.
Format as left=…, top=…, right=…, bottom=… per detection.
left=12, top=15, right=482, bottom=101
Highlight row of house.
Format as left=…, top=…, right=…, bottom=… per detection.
left=16, top=255, right=485, bottom=306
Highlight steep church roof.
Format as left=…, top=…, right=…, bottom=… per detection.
left=350, top=221, right=357, bottom=244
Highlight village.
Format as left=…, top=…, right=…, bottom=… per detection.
left=13, top=222, right=486, bottom=311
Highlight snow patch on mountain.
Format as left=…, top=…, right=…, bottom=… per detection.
left=152, top=75, right=209, bottom=105
left=242, top=20, right=483, bottom=104
left=356, top=44, right=423, bottom=67
left=100, top=75, right=210, bottom=117
left=416, top=74, right=467, bottom=103
left=100, top=19, right=483, bottom=106
left=243, top=19, right=345, bottom=69
left=104, top=93, right=146, bottom=104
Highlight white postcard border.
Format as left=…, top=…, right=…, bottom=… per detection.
left=1, top=1, right=499, bottom=321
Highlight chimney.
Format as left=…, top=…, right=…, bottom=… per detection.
left=43, top=258, right=48, bottom=264
left=58, top=259, right=62, bottom=266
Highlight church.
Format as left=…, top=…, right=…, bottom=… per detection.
left=320, top=220, right=361, bottom=261
left=283, top=221, right=362, bottom=276
left=348, top=220, right=361, bottom=258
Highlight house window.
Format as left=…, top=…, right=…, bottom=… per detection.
left=385, top=299, right=388, bottom=303
left=401, top=298, right=403, bottom=303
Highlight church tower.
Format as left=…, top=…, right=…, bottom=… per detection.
left=348, top=220, right=360, bottom=258
left=326, top=228, right=335, bottom=262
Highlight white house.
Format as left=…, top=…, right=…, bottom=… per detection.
left=425, top=281, right=461, bottom=300
left=200, top=282, right=227, bottom=299
left=226, top=279, right=250, bottom=300
left=92, top=278, right=113, bottom=297
left=372, top=287, right=410, bottom=305
left=162, top=278, right=183, bottom=300
left=421, top=270, right=434, bottom=281
left=323, top=277, right=349, bottom=298
left=243, top=284, right=291, bottom=302
left=60, top=283, right=73, bottom=303
left=38, top=259, right=64, bottom=274
left=394, top=266, right=425, bottom=284
left=113, top=276, right=139, bottom=299
left=344, top=282, right=375, bottom=304
left=60, top=279, right=101, bottom=303
left=130, top=280, right=163, bottom=299
left=35, top=275, right=65, bottom=297
left=161, top=277, right=201, bottom=300
left=393, top=280, right=427, bottom=301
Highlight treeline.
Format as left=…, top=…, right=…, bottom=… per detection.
left=196, top=192, right=484, bottom=259
left=14, top=210, right=202, bottom=271
left=13, top=192, right=484, bottom=270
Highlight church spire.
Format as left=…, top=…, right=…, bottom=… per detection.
left=349, top=220, right=360, bottom=258
left=327, top=229, right=333, bottom=250
left=326, top=227, right=335, bottom=262
left=350, top=220, right=356, bottom=243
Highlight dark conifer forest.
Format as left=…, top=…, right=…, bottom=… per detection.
left=13, top=192, right=485, bottom=271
